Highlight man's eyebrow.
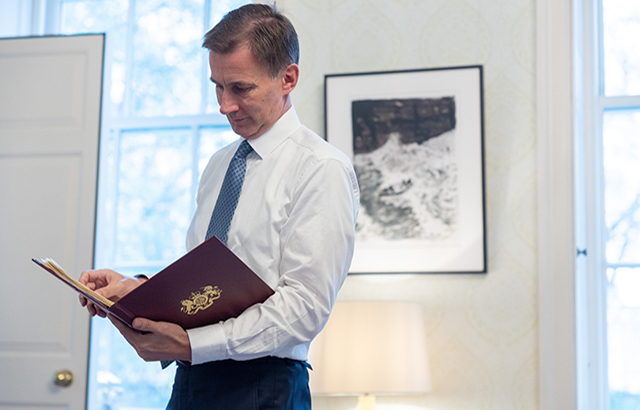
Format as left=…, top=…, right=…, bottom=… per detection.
left=210, top=78, right=257, bottom=89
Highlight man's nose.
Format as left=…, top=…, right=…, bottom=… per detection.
left=219, top=91, right=239, bottom=115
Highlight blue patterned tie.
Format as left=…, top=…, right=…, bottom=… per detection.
left=205, top=140, right=254, bottom=243
left=160, top=140, right=253, bottom=370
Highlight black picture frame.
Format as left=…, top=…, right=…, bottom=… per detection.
left=325, top=66, right=486, bottom=274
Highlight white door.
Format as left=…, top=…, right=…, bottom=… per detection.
left=0, top=34, right=104, bottom=409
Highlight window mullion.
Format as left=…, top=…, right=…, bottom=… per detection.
left=109, top=114, right=229, bottom=130
left=43, top=0, right=61, bottom=35
left=201, top=0, right=212, bottom=114
left=190, top=125, right=200, bottom=218
left=600, top=95, right=640, bottom=110
left=123, top=0, right=136, bottom=118
left=95, top=126, right=122, bottom=270
left=579, top=0, right=610, bottom=409
left=596, top=0, right=606, bottom=96
left=607, top=262, right=640, bottom=269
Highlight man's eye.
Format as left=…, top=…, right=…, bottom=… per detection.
left=234, top=86, right=249, bottom=94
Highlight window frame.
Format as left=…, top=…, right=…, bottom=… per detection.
left=576, top=0, right=640, bottom=409
left=575, top=0, right=609, bottom=408
left=43, top=0, right=234, bottom=271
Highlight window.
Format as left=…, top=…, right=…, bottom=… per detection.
left=46, top=1, right=246, bottom=408
left=580, top=0, right=640, bottom=409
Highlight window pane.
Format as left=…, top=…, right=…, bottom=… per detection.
left=60, top=0, right=129, bottom=117
left=130, top=0, right=204, bottom=117
left=88, top=126, right=236, bottom=410
left=603, top=0, right=640, bottom=96
left=209, top=0, right=243, bottom=25
left=115, top=128, right=193, bottom=265
left=87, top=317, right=174, bottom=410
left=58, top=1, right=249, bottom=408
left=198, top=127, right=238, bottom=174
left=608, top=267, right=640, bottom=408
left=603, top=109, right=640, bottom=263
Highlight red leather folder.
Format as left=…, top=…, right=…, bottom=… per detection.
left=33, top=236, right=274, bottom=330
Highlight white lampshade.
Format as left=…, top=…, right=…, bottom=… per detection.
left=309, top=301, right=432, bottom=397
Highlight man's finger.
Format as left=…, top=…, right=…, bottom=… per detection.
left=84, top=300, right=106, bottom=318
left=90, top=303, right=100, bottom=317
left=132, top=317, right=155, bottom=333
left=95, top=305, right=107, bottom=318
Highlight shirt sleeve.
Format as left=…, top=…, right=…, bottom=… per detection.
left=186, top=157, right=359, bottom=364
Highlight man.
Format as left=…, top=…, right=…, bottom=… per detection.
left=79, top=4, right=359, bottom=409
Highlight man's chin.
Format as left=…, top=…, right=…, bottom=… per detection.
left=230, top=127, right=246, bottom=139
left=231, top=125, right=259, bottom=140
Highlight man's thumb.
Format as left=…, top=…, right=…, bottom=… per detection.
left=132, top=318, right=152, bottom=332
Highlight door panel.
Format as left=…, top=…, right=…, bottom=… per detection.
left=0, top=34, right=104, bottom=409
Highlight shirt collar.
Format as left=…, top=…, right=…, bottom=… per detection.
left=246, top=106, right=301, bottom=159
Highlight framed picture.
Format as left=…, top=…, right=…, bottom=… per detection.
left=325, top=65, right=486, bottom=274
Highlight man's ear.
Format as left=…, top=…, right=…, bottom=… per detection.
left=281, top=63, right=299, bottom=94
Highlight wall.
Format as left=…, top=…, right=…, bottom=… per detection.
left=277, top=0, right=539, bottom=409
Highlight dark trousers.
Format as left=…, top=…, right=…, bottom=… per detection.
left=166, top=356, right=311, bottom=410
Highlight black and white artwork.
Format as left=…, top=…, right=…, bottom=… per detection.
left=352, top=97, right=458, bottom=243
left=325, top=66, right=486, bottom=274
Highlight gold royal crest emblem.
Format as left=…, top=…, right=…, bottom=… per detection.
left=180, top=285, right=222, bottom=315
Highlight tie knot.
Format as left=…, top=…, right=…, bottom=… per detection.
left=235, top=140, right=253, bottom=159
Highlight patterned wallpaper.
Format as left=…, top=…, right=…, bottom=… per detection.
left=273, top=0, right=538, bottom=409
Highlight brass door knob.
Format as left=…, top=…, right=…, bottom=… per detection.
left=53, top=369, right=74, bottom=387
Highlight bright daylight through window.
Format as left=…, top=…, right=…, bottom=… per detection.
left=600, top=0, right=640, bottom=409
left=52, top=0, right=246, bottom=408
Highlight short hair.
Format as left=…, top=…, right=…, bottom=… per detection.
left=202, top=3, right=299, bottom=78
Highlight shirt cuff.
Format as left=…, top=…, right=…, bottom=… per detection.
left=186, top=323, right=228, bottom=365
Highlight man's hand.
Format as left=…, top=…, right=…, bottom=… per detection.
left=78, top=269, right=145, bottom=317
left=109, top=315, right=192, bottom=363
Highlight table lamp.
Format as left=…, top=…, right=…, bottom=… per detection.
left=309, top=301, right=432, bottom=410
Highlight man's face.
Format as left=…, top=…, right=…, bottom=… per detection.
left=209, top=46, right=291, bottom=140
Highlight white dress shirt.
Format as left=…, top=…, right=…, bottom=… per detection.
left=185, top=107, right=360, bottom=365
